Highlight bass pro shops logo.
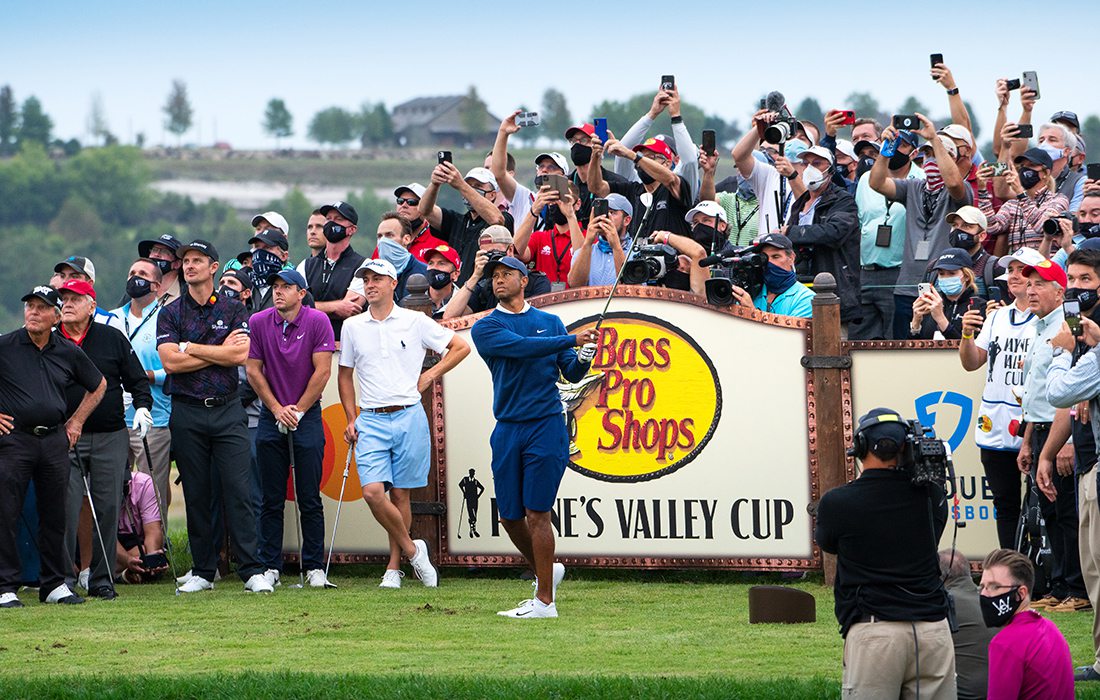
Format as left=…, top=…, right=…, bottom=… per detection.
left=561, top=312, right=722, bottom=482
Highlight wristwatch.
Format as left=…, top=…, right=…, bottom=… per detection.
left=946, top=88, right=959, bottom=96
left=1052, top=346, right=1066, bottom=358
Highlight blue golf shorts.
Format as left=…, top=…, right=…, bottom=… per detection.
left=490, top=413, right=569, bottom=521
left=354, top=404, right=430, bottom=491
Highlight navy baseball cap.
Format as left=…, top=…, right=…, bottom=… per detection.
left=267, top=269, right=309, bottom=290
left=932, top=247, right=974, bottom=271
left=319, top=200, right=359, bottom=225
left=177, top=239, right=219, bottom=262
left=484, top=255, right=529, bottom=278
left=138, top=234, right=182, bottom=258
left=248, top=228, right=289, bottom=251
left=1015, top=147, right=1055, bottom=171
left=897, top=130, right=919, bottom=148
left=221, top=269, right=254, bottom=290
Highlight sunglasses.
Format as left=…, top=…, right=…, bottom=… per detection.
left=473, top=188, right=494, bottom=198
left=395, top=197, right=420, bottom=206
left=1052, top=111, right=1078, bottom=123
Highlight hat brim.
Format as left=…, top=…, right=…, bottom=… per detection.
left=177, top=245, right=218, bottom=261
left=266, top=271, right=307, bottom=289
left=21, top=292, right=61, bottom=309
left=484, top=260, right=527, bottom=278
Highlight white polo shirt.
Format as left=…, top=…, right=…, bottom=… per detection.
left=338, top=304, right=454, bottom=408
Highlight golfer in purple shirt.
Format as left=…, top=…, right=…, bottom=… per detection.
left=245, top=270, right=336, bottom=589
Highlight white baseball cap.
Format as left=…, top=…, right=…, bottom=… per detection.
left=534, top=152, right=569, bottom=173
left=938, top=124, right=974, bottom=151
left=354, top=258, right=397, bottom=280
left=465, top=167, right=498, bottom=190
left=996, top=246, right=1048, bottom=281
left=394, top=183, right=427, bottom=199
left=684, top=200, right=728, bottom=225
left=250, top=211, right=290, bottom=235
left=797, top=145, right=835, bottom=166
left=834, top=140, right=857, bottom=162
left=946, top=206, right=989, bottom=231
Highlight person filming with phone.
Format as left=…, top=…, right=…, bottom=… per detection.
left=910, top=248, right=984, bottom=339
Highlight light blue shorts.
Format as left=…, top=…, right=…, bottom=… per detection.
left=354, top=404, right=430, bottom=491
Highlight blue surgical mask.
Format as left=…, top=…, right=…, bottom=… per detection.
left=936, top=275, right=964, bottom=296
left=1039, top=144, right=1064, bottom=163
left=251, top=249, right=282, bottom=283
left=763, top=261, right=796, bottom=294
left=377, top=236, right=411, bottom=273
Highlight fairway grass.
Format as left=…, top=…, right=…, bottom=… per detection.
left=2, top=569, right=1100, bottom=698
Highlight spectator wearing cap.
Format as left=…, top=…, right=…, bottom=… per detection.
left=732, top=110, right=812, bottom=236
left=338, top=258, right=469, bottom=589
left=418, top=161, right=513, bottom=287
left=870, top=114, right=974, bottom=339
left=222, top=211, right=293, bottom=276
left=51, top=256, right=117, bottom=326
left=55, top=279, right=152, bottom=601
left=979, top=146, right=1068, bottom=253
left=114, top=468, right=166, bottom=584
left=567, top=193, right=633, bottom=289
left=909, top=247, right=984, bottom=340
left=0, top=287, right=106, bottom=608
left=563, top=122, right=629, bottom=221
left=830, top=140, right=859, bottom=193
left=422, top=245, right=462, bottom=318
left=940, top=206, right=999, bottom=298
left=304, top=200, right=367, bottom=340
left=783, top=145, right=861, bottom=330
left=156, top=239, right=272, bottom=594
left=491, top=110, right=569, bottom=228
left=245, top=269, right=335, bottom=589
left=392, top=184, right=446, bottom=263
left=701, top=150, right=767, bottom=248
left=1037, top=122, right=1085, bottom=211
left=443, top=225, right=552, bottom=320
left=219, top=269, right=254, bottom=308
left=138, top=235, right=184, bottom=303
left=296, top=209, right=329, bottom=275
left=246, top=228, right=300, bottom=313
left=591, top=135, right=693, bottom=246
left=613, top=86, right=700, bottom=203
left=847, top=130, right=923, bottom=340
left=725, top=233, right=814, bottom=319
left=513, top=180, right=582, bottom=291
left=350, top=214, right=430, bottom=303
left=107, top=258, right=174, bottom=518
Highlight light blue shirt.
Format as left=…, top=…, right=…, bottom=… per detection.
left=854, top=166, right=924, bottom=268
left=1051, top=234, right=1084, bottom=270
left=575, top=238, right=631, bottom=286
left=1021, top=307, right=1065, bottom=423
left=109, top=300, right=171, bottom=426
left=753, top=282, right=814, bottom=318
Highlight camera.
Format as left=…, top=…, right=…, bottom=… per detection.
left=484, top=250, right=506, bottom=266
left=702, top=246, right=766, bottom=304
left=1005, top=78, right=1021, bottom=91
left=764, top=116, right=800, bottom=145
left=1042, top=213, right=1077, bottom=236
left=141, top=551, right=169, bottom=570
left=793, top=244, right=816, bottom=283
left=900, top=420, right=954, bottom=488
left=622, top=244, right=678, bottom=285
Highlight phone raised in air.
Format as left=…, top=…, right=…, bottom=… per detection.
left=516, top=111, right=540, bottom=128
left=930, top=53, right=943, bottom=69
left=660, top=75, right=675, bottom=91
left=1087, top=163, right=1100, bottom=181
left=437, top=150, right=452, bottom=164
left=1021, top=71, right=1040, bottom=99
left=592, top=198, right=610, bottom=218
left=1015, top=124, right=1034, bottom=139
left=837, top=110, right=856, bottom=126
left=893, top=115, right=919, bottom=131
left=593, top=118, right=608, bottom=144
left=701, top=129, right=716, bottom=156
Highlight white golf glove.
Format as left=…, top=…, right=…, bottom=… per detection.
left=132, top=407, right=153, bottom=439
left=578, top=343, right=597, bottom=363
left=277, top=422, right=288, bottom=435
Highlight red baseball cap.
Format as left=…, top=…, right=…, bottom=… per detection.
left=57, top=278, right=96, bottom=300
left=633, top=137, right=674, bottom=161
left=1022, top=259, right=1068, bottom=288
left=424, top=244, right=461, bottom=269
left=564, top=123, right=595, bottom=140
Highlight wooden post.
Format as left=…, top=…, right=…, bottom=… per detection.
left=808, top=272, right=846, bottom=586
left=399, top=274, right=444, bottom=555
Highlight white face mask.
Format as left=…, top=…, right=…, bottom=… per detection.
left=801, top=165, right=828, bottom=192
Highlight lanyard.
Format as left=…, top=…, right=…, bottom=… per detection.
left=734, top=196, right=760, bottom=234
left=548, top=228, right=571, bottom=274
left=123, top=296, right=164, bottom=341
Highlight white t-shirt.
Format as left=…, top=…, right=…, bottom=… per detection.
left=511, top=182, right=534, bottom=226
left=746, top=160, right=795, bottom=233
left=338, top=304, right=454, bottom=408
left=973, top=303, right=1037, bottom=450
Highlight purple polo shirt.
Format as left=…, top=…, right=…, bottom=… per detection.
left=248, top=305, right=335, bottom=406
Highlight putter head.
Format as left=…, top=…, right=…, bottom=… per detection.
left=174, top=587, right=181, bottom=596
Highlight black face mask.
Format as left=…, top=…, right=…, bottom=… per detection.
left=408, top=217, right=423, bottom=232
left=218, top=286, right=240, bottom=301
left=1068, top=287, right=1100, bottom=313
left=427, top=269, right=452, bottom=290
left=948, top=228, right=977, bottom=250
left=125, top=276, right=152, bottom=299
left=323, top=221, right=349, bottom=243
left=1080, top=223, right=1100, bottom=240
left=548, top=205, right=569, bottom=226
left=636, top=166, right=656, bottom=185
left=691, top=223, right=722, bottom=248
left=980, top=587, right=1022, bottom=628
left=888, top=151, right=911, bottom=171
left=152, top=258, right=174, bottom=276
left=855, top=156, right=876, bottom=180
left=1019, top=167, right=1042, bottom=190
left=570, top=143, right=592, bottom=166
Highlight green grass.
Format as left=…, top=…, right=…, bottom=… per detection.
left=2, top=568, right=1099, bottom=698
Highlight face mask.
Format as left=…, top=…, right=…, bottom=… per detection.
left=1019, top=167, right=1042, bottom=190
left=408, top=217, right=423, bottom=232
left=125, top=276, right=153, bottom=299
left=427, top=269, right=452, bottom=290
left=923, top=159, right=944, bottom=193
left=980, top=587, right=1022, bottom=628
left=1069, top=287, right=1100, bottom=313
left=376, top=236, right=412, bottom=273
left=152, top=258, right=174, bottom=275
left=218, top=286, right=240, bottom=301
left=948, top=229, right=977, bottom=250
left=936, top=275, right=964, bottom=296
left=855, top=156, right=877, bottom=180
left=548, top=205, right=569, bottom=226
left=323, top=220, right=348, bottom=243
left=570, top=143, right=592, bottom=166
left=251, top=249, right=283, bottom=283
left=888, top=151, right=911, bottom=171
left=763, top=261, right=797, bottom=294
left=636, top=165, right=656, bottom=185
left=801, top=165, right=828, bottom=192
left=596, top=236, right=613, bottom=254
left=691, top=223, right=721, bottom=247
left=1039, top=144, right=1064, bottom=162
left=736, top=177, right=755, bottom=200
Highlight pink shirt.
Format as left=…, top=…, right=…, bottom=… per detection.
left=987, top=610, right=1073, bottom=700
left=118, top=471, right=161, bottom=537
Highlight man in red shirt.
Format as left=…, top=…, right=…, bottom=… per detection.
left=512, top=183, right=582, bottom=291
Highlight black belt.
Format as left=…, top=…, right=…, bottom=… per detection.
left=363, top=405, right=411, bottom=414
left=16, top=424, right=59, bottom=438
left=856, top=614, right=889, bottom=623
left=1031, top=422, right=1053, bottom=432
left=174, top=393, right=238, bottom=408
left=861, top=264, right=894, bottom=271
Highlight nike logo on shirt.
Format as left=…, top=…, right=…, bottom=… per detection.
left=536, top=329, right=547, bottom=334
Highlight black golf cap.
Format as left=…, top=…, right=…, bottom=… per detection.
left=319, top=200, right=359, bottom=225
left=1014, top=147, right=1054, bottom=171
left=752, top=233, right=794, bottom=252
left=138, top=234, right=182, bottom=259
left=931, top=247, right=974, bottom=271
left=248, top=229, right=289, bottom=251
left=177, top=239, right=219, bottom=262
left=21, top=285, right=63, bottom=311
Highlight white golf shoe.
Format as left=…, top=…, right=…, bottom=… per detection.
left=498, top=598, right=558, bottom=619
left=244, top=574, right=274, bottom=593
left=409, top=539, right=438, bottom=588
left=379, top=569, right=404, bottom=589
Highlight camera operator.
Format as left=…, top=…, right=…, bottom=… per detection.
left=722, top=233, right=813, bottom=318
left=700, top=149, right=765, bottom=247
left=782, top=146, right=861, bottom=333
left=910, top=248, right=984, bottom=340
left=870, top=115, right=974, bottom=339
left=731, top=110, right=809, bottom=233
left=567, top=194, right=633, bottom=289
left=442, top=225, right=550, bottom=320
left=815, top=408, right=955, bottom=699
left=589, top=136, right=692, bottom=241
left=938, top=549, right=995, bottom=700
left=644, top=229, right=707, bottom=297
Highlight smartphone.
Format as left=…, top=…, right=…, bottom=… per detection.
left=992, top=162, right=1009, bottom=176
left=1021, top=71, right=1040, bottom=99
left=893, top=115, right=919, bottom=131
left=1087, top=163, right=1100, bottom=181
left=437, top=150, right=452, bottom=164
left=1005, top=78, right=1021, bottom=91
left=660, top=75, right=675, bottom=91
left=592, top=198, right=609, bottom=218
left=758, top=98, right=766, bottom=110
left=593, top=118, right=608, bottom=144
left=1015, top=124, right=1034, bottom=139
left=988, top=287, right=1003, bottom=304
left=534, top=174, right=549, bottom=190
left=701, top=129, right=716, bottom=156
left=1065, top=298, right=1082, bottom=336
left=968, top=297, right=983, bottom=313
left=918, top=282, right=932, bottom=297
left=516, top=111, right=540, bottom=128
left=837, top=110, right=856, bottom=126
left=930, top=53, right=943, bottom=70
left=141, top=552, right=169, bottom=570
left=547, top=173, right=571, bottom=198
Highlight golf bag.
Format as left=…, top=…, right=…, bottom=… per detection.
left=1016, top=475, right=1053, bottom=598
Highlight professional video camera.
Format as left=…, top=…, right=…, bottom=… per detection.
left=699, top=246, right=766, bottom=305
left=899, top=420, right=954, bottom=488
left=622, top=244, right=678, bottom=285
left=793, top=244, right=816, bottom=284
left=761, top=91, right=800, bottom=145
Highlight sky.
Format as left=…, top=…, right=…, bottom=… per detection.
left=5, top=0, right=1098, bottom=150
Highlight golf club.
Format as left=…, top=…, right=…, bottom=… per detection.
left=323, top=448, right=353, bottom=588
left=141, top=435, right=181, bottom=594
left=594, top=191, right=653, bottom=331
left=287, top=429, right=304, bottom=589
left=72, top=441, right=115, bottom=589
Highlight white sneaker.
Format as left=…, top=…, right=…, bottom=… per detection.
left=409, top=539, right=438, bottom=588
left=0, top=591, right=23, bottom=608
left=262, top=569, right=281, bottom=588
left=44, top=584, right=84, bottom=604
left=379, top=569, right=404, bottom=589
left=244, top=574, right=274, bottom=593
left=305, top=569, right=331, bottom=588
left=78, top=568, right=90, bottom=591
left=497, top=598, right=558, bottom=619
left=178, top=576, right=213, bottom=593
left=176, top=569, right=222, bottom=584
left=533, top=563, right=566, bottom=601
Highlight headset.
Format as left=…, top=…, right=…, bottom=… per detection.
left=847, top=410, right=908, bottom=460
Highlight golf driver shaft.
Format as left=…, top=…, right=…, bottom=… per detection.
left=594, top=194, right=654, bottom=331
left=324, top=449, right=353, bottom=579
left=73, top=441, right=114, bottom=588
left=288, top=429, right=304, bottom=587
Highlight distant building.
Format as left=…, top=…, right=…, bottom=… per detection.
left=391, top=95, right=499, bottom=148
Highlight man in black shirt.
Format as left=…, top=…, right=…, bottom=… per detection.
left=590, top=136, right=693, bottom=242
left=304, top=201, right=366, bottom=340
left=815, top=408, right=956, bottom=699
left=0, top=287, right=105, bottom=608
left=563, top=123, right=628, bottom=221
left=418, top=163, right=514, bottom=286
left=56, top=280, right=152, bottom=601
